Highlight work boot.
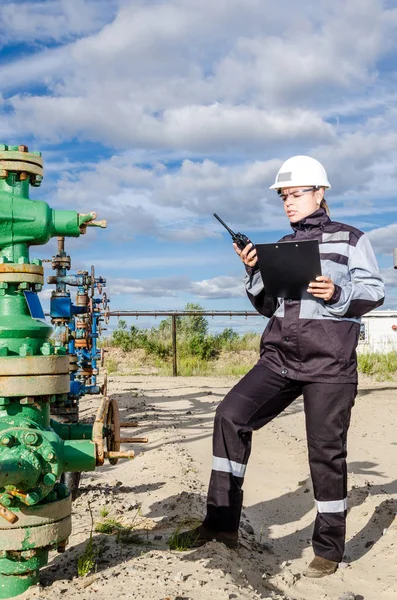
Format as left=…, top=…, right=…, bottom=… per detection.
left=171, top=524, right=238, bottom=549
left=303, top=556, right=338, bottom=578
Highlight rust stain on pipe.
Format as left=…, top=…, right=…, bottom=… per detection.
left=104, top=450, right=135, bottom=460
left=0, top=504, right=18, bottom=524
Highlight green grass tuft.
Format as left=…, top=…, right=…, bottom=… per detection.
left=167, top=522, right=200, bottom=551
left=77, top=502, right=96, bottom=577
left=358, top=351, right=397, bottom=381
left=77, top=535, right=96, bottom=577
left=94, top=514, right=147, bottom=545
left=94, top=517, right=127, bottom=534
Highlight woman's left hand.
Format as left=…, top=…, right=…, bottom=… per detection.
left=307, top=276, right=335, bottom=302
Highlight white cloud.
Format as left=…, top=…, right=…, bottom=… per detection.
left=89, top=253, right=230, bottom=270
left=38, top=288, right=53, bottom=301
left=379, top=267, right=397, bottom=310
left=107, top=276, right=191, bottom=297
left=47, top=153, right=287, bottom=233
left=34, top=142, right=396, bottom=252
left=191, top=276, right=245, bottom=299
left=368, top=224, right=397, bottom=255
left=0, top=0, right=119, bottom=46
left=106, top=274, right=246, bottom=299
left=380, top=267, right=397, bottom=286
left=3, top=0, right=395, bottom=156
left=3, top=0, right=393, bottom=99
left=1, top=0, right=396, bottom=214
left=8, top=95, right=336, bottom=152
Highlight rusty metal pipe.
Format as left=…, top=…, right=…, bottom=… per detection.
left=87, top=220, right=107, bottom=228
left=0, top=504, right=18, bottom=524
left=120, top=421, right=139, bottom=428
left=104, top=450, right=135, bottom=460
left=120, top=437, right=148, bottom=443
left=57, top=236, right=65, bottom=254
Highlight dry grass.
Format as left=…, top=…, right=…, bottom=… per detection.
left=104, top=347, right=258, bottom=377
left=105, top=346, right=397, bottom=381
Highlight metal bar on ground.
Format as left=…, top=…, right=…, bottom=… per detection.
left=108, top=310, right=259, bottom=317
left=172, top=314, right=177, bottom=377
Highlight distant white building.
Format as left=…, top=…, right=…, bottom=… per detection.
left=359, top=310, right=397, bottom=353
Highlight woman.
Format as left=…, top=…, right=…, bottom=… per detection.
left=176, top=155, right=385, bottom=578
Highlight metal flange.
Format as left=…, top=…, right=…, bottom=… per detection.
left=74, top=339, right=88, bottom=348
left=0, top=375, right=69, bottom=396
left=0, top=264, right=44, bottom=285
left=0, top=355, right=69, bottom=397
left=0, top=148, right=43, bottom=182
left=0, top=355, right=69, bottom=376
left=0, top=274, right=43, bottom=285
left=0, top=497, right=71, bottom=531
left=0, top=150, right=43, bottom=168
left=0, top=265, right=43, bottom=275
left=0, top=517, right=71, bottom=551
left=0, top=161, right=43, bottom=176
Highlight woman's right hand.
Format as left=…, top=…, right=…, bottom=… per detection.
left=233, top=242, right=258, bottom=268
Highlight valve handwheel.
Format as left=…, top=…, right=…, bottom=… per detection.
left=106, top=398, right=120, bottom=465
left=102, top=292, right=108, bottom=311
left=101, top=370, right=108, bottom=395
left=92, top=396, right=120, bottom=466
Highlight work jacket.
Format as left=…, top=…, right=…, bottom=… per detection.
left=244, top=208, right=385, bottom=383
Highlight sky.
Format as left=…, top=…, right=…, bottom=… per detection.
left=1, top=0, right=397, bottom=334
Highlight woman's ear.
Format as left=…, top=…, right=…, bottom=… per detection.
left=315, top=187, right=325, bottom=205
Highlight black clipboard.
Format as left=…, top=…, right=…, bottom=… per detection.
left=255, top=239, right=322, bottom=299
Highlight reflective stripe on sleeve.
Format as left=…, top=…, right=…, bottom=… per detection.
left=212, top=456, right=247, bottom=477
left=315, top=498, right=347, bottom=513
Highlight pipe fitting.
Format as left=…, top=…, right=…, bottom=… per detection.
left=42, top=449, right=55, bottom=462
left=23, top=431, right=39, bottom=446
left=43, top=473, right=56, bottom=487
left=0, top=434, right=14, bottom=447
left=25, top=492, right=40, bottom=506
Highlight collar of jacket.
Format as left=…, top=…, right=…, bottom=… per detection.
left=290, top=208, right=330, bottom=232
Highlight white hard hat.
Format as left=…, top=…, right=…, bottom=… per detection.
left=269, top=155, right=331, bottom=190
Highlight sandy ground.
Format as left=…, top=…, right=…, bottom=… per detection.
left=22, top=373, right=397, bottom=600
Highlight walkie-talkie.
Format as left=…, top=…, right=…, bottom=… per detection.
left=213, top=213, right=255, bottom=252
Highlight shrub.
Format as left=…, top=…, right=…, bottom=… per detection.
left=110, top=304, right=224, bottom=362
left=358, top=351, right=397, bottom=380
left=105, top=357, right=119, bottom=374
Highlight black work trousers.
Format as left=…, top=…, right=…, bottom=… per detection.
left=203, top=363, right=357, bottom=562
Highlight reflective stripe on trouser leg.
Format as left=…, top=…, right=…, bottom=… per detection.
left=316, top=499, right=347, bottom=513
left=212, top=456, right=247, bottom=478
left=303, top=381, right=357, bottom=562
left=204, top=404, right=251, bottom=532
left=204, top=364, right=302, bottom=532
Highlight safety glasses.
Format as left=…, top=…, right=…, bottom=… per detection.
left=278, top=187, right=318, bottom=203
